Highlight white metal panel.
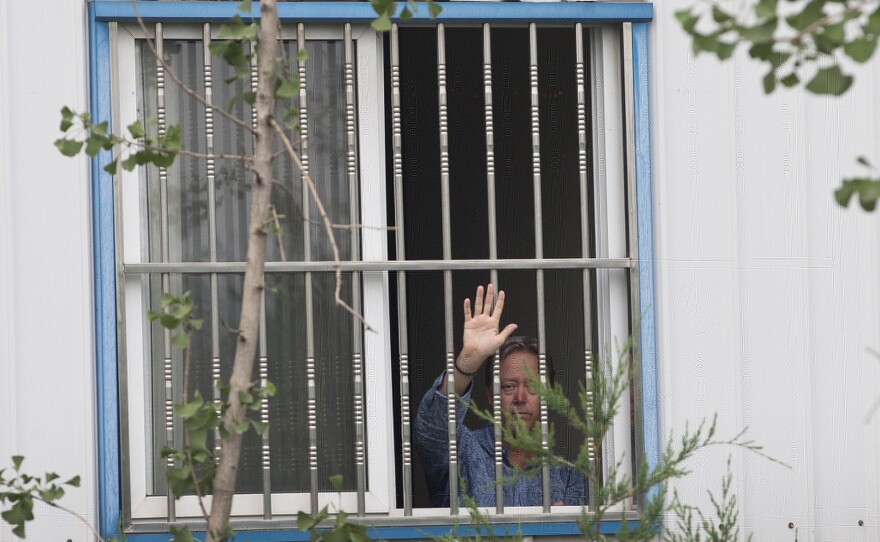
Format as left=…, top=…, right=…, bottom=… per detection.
left=0, top=1, right=96, bottom=541
left=652, top=0, right=880, bottom=539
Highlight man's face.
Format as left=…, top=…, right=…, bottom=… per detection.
left=498, top=351, right=541, bottom=431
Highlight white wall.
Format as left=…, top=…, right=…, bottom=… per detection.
left=0, top=1, right=96, bottom=540
left=2, top=1, right=880, bottom=541
left=652, top=1, right=880, bottom=540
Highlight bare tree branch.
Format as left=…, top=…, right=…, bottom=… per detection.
left=271, top=119, right=375, bottom=333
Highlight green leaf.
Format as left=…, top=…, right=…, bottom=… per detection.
left=867, top=5, right=880, bottom=34
left=127, top=120, right=146, bottom=139
left=65, top=475, right=81, bottom=487
left=762, top=71, right=777, bottom=93
left=329, top=474, right=343, bottom=491
left=190, top=318, right=204, bottom=330
left=39, top=487, right=65, bottom=502
left=716, top=40, right=736, bottom=60
left=242, top=92, right=257, bottom=105
left=91, top=121, right=108, bottom=137
left=780, top=73, right=800, bottom=87
left=60, top=106, right=75, bottom=131
left=428, top=1, right=442, bottom=19
left=296, top=47, right=308, bottom=62
left=12, top=524, right=25, bottom=539
left=739, top=19, right=777, bottom=43
left=675, top=9, right=700, bottom=34
left=159, top=313, right=181, bottom=329
left=12, top=456, right=23, bottom=471
left=174, top=398, right=203, bottom=419
left=85, top=136, right=104, bottom=157
left=55, top=138, right=84, bottom=157
left=371, top=13, right=392, bottom=32
left=170, top=525, right=195, bottom=542
left=844, top=37, right=877, bottom=63
left=822, top=22, right=846, bottom=45
left=805, top=64, right=853, bottom=95
left=276, top=78, right=299, bottom=99
left=857, top=156, right=872, bottom=168
left=712, top=6, right=733, bottom=24
left=297, top=511, right=318, bottom=531
left=400, top=6, right=413, bottom=20
left=217, top=16, right=259, bottom=41
left=264, top=381, right=276, bottom=396
left=171, top=330, right=189, bottom=349
left=755, top=0, right=778, bottom=20
left=786, top=0, right=825, bottom=32
left=250, top=420, right=269, bottom=434
left=237, top=0, right=252, bottom=13
left=834, top=178, right=880, bottom=211
left=45, top=472, right=59, bottom=482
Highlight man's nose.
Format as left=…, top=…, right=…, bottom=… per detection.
left=513, top=385, right=527, bottom=403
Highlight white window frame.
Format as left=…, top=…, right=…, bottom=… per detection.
left=115, top=22, right=396, bottom=519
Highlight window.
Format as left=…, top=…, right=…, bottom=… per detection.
left=90, top=2, right=656, bottom=539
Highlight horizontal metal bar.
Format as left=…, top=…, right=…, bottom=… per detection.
left=93, top=1, right=653, bottom=24
left=124, top=258, right=633, bottom=274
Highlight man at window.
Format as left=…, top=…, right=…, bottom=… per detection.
left=414, top=284, right=587, bottom=507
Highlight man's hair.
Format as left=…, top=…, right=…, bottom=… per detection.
left=484, top=335, right=556, bottom=389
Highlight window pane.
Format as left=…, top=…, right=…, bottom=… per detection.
left=138, top=39, right=357, bottom=495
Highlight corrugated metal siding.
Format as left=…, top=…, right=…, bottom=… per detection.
left=652, top=0, right=880, bottom=539
left=0, top=1, right=96, bottom=541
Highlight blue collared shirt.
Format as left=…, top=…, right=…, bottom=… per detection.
left=414, top=373, right=587, bottom=507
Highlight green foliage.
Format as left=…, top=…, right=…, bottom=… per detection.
left=296, top=477, right=370, bottom=542
left=0, top=457, right=82, bottom=539
left=147, top=291, right=204, bottom=351
left=55, top=106, right=181, bottom=175
left=666, top=458, right=752, bottom=542
left=834, top=156, right=880, bottom=210
left=677, top=0, right=880, bottom=212
left=675, top=0, right=878, bottom=96
left=369, top=0, right=443, bottom=31
left=470, top=337, right=782, bottom=541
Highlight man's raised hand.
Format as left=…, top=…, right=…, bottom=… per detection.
left=458, top=284, right=518, bottom=375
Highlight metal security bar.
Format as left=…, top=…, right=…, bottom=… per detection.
left=297, top=22, right=320, bottom=516
left=202, top=21, right=224, bottom=472
left=483, top=22, right=504, bottom=515
left=153, top=22, right=177, bottom=523
left=528, top=23, right=552, bottom=513
left=575, top=22, right=597, bottom=508
left=389, top=23, right=414, bottom=517
left=437, top=22, right=459, bottom=516
left=344, top=23, right=368, bottom=517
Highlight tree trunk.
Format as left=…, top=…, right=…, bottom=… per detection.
left=206, top=1, right=278, bottom=540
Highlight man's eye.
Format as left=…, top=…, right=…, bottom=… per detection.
left=501, top=383, right=516, bottom=393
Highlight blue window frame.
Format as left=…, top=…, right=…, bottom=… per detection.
left=90, top=2, right=656, bottom=539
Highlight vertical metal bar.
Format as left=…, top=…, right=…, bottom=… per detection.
left=528, top=24, right=552, bottom=513
left=203, top=22, right=224, bottom=471
left=390, top=24, right=414, bottom=516
left=482, top=22, right=504, bottom=514
left=248, top=40, right=273, bottom=520
left=297, top=23, right=320, bottom=516
left=621, top=22, right=641, bottom=511
left=155, top=22, right=176, bottom=523
left=575, top=22, right=596, bottom=510
left=344, top=23, right=367, bottom=517
left=589, top=25, right=616, bottom=486
left=437, top=23, right=458, bottom=515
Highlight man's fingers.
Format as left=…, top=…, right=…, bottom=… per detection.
left=474, top=285, right=485, bottom=315
left=493, top=289, right=506, bottom=318
left=463, top=298, right=472, bottom=321
left=483, top=284, right=495, bottom=315
left=499, top=323, right=518, bottom=342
